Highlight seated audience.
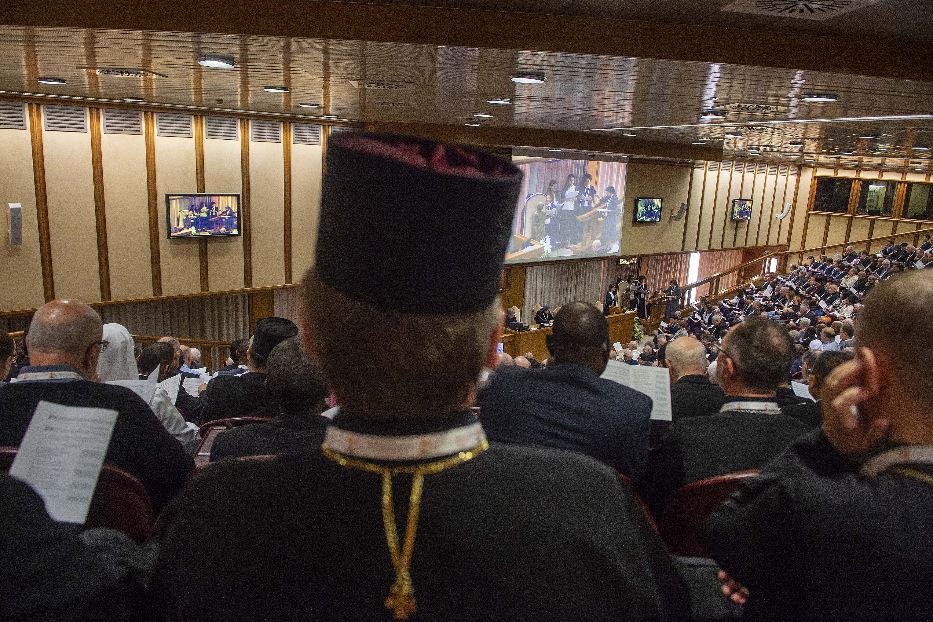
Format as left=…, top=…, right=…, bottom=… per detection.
left=0, top=332, right=14, bottom=383
left=156, top=133, right=685, bottom=621
left=665, top=336, right=725, bottom=421
left=706, top=270, right=933, bottom=621
left=643, top=316, right=809, bottom=513
left=97, top=323, right=201, bottom=454
left=137, top=342, right=175, bottom=382
left=480, top=301, right=652, bottom=480
left=197, top=317, right=299, bottom=424
left=142, top=341, right=202, bottom=423
left=216, top=337, right=249, bottom=376
left=782, top=350, right=854, bottom=429
left=0, top=301, right=192, bottom=512
left=209, top=336, right=329, bottom=461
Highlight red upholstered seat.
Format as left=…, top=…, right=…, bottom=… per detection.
left=197, top=416, right=274, bottom=439
left=0, top=446, right=155, bottom=542
left=658, top=469, right=760, bottom=557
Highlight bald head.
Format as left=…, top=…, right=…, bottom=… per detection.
left=546, top=301, right=609, bottom=374
left=26, top=301, right=103, bottom=378
left=665, top=336, right=709, bottom=381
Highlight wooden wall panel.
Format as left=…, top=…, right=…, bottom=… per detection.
left=620, top=162, right=690, bottom=255
left=848, top=218, right=872, bottom=246
left=802, top=213, right=827, bottom=250
left=101, top=132, right=152, bottom=300
left=202, top=135, right=245, bottom=292
left=870, top=219, right=896, bottom=240
left=708, top=162, right=734, bottom=250
left=788, top=167, right=813, bottom=250
left=248, top=139, right=286, bottom=286
left=44, top=127, right=100, bottom=301
left=291, top=143, right=323, bottom=279
left=154, top=134, right=200, bottom=295
left=825, top=214, right=849, bottom=248
left=0, top=127, right=44, bottom=309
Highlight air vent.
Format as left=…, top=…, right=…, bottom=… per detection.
left=250, top=119, right=281, bottom=143
left=156, top=113, right=193, bottom=138
left=103, top=108, right=142, bottom=135
left=94, top=67, right=165, bottom=78
left=363, top=80, right=411, bottom=90
left=206, top=116, right=238, bottom=141
left=43, top=105, right=87, bottom=133
left=722, top=0, right=881, bottom=20
left=292, top=123, right=322, bottom=146
left=721, top=103, right=782, bottom=114
left=0, top=101, right=26, bottom=130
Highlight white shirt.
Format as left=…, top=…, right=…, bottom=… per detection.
left=108, top=380, right=202, bottom=454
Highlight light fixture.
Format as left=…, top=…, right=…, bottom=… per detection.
left=511, top=72, right=546, bottom=85
left=297, top=102, right=320, bottom=109
left=198, top=54, right=236, bottom=69
left=320, top=114, right=338, bottom=120
left=123, top=97, right=145, bottom=103
left=700, top=110, right=726, bottom=122
left=801, top=93, right=839, bottom=103
left=464, top=122, right=482, bottom=127
left=487, top=98, right=512, bottom=105
left=913, top=146, right=931, bottom=152
left=622, top=132, right=637, bottom=138
left=692, top=141, right=707, bottom=145
left=858, top=133, right=880, bottom=140
left=473, top=113, right=493, bottom=119
left=263, top=85, right=289, bottom=93
left=724, top=132, right=742, bottom=138
left=37, top=77, right=67, bottom=86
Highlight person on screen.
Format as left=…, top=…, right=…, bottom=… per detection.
left=560, top=173, right=578, bottom=248
left=544, top=179, right=560, bottom=245
left=595, top=185, right=621, bottom=250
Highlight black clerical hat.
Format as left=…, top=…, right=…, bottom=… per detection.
left=314, top=132, right=522, bottom=314
left=251, top=317, right=299, bottom=360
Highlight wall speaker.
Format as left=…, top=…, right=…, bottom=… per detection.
left=7, top=203, right=22, bottom=246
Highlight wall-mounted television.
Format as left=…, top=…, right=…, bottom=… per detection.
left=633, top=197, right=662, bottom=224
left=166, top=193, right=241, bottom=239
left=731, top=198, right=753, bottom=222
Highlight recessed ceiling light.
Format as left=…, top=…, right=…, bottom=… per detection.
left=547, top=148, right=562, bottom=152
left=487, top=98, right=512, bottom=105
left=320, top=115, right=338, bottom=120
left=263, top=85, right=289, bottom=93
left=511, top=72, right=546, bottom=85
left=691, top=141, right=707, bottom=145
left=725, top=132, right=742, bottom=138
left=700, top=110, right=726, bottom=122
left=913, top=146, right=931, bottom=152
left=473, top=113, right=493, bottom=119
left=37, top=77, right=67, bottom=86
left=297, top=102, right=320, bottom=109
left=464, top=122, right=482, bottom=127
left=198, top=54, right=236, bottom=69
left=123, top=97, right=145, bottom=103
left=801, top=93, right=839, bottom=103
left=622, top=132, right=637, bottom=138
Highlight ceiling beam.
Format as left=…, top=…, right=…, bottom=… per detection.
left=2, top=1, right=931, bottom=81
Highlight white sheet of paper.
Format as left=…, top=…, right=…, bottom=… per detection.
left=182, top=377, right=205, bottom=398
left=9, top=401, right=118, bottom=523
left=601, top=360, right=673, bottom=421
left=159, top=373, right=183, bottom=405
left=612, top=342, right=624, bottom=354
left=819, top=300, right=829, bottom=310
left=146, top=366, right=159, bottom=383
left=791, top=381, right=815, bottom=402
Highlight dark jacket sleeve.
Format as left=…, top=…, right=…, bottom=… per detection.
left=607, top=389, right=652, bottom=482
left=641, top=425, right=688, bottom=516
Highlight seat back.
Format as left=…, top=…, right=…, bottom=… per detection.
left=0, top=446, right=155, bottom=542
left=616, top=472, right=658, bottom=533
left=658, top=469, right=760, bottom=557
left=198, top=416, right=273, bottom=439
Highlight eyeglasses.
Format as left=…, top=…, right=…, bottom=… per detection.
left=87, top=340, right=109, bottom=354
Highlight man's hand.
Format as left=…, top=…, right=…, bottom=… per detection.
left=820, top=347, right=890, bottom=458
left=718, top=570, right=749, bottom=605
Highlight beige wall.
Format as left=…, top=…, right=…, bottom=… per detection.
left=0, top=101, right=324, bottom=312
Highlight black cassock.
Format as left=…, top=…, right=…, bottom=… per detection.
left=155, top=412, right=688, bottom=622
left=706, top=431, right=933, bottom=622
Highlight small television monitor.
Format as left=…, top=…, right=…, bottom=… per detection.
left=633, top=197, right=662, bottom=223
left=731, top=198, right=753, bottom=221
left=166, top=193, right=241, bottom=238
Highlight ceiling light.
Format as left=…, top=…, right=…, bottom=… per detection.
left=123, top=97, right=145, bottom=103
left=198, top=54, right=236, bottom=69
left=297, top=102, right=320, bottom=109
left=622, top=132, right=637, bottom=138
left=547, top=148, right=562, bottom=152
left=464, top=122, right=482, bottom=127
left=700, top=110, right=726, bottom=122
left=725, top=132, right=742, bottom=138
left=511, top=73, right=546, bottom=85
left=263, top=85, right=289, bottom=93
left=858, top=133, right=880, bottom=140
left=473, top=113, right=493, bottom=119
left=692, top=141, right=707, bottom=145
left=801, top=93, right=839, bottom=103
left=487, top=98, right=512, bottom=105
left=37, top=77, right=67, bottom=86
left=913, top=146, right=931, bottom=152
left=320, top=114, right=338, bottom=120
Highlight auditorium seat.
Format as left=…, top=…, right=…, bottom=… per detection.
left=658, top=469, right=760, bottom=557
left=0, top=446, right=155, bottom=542
left=197, top=416, right=274, bottom=439
left=617, top=472, right=658, bottom=532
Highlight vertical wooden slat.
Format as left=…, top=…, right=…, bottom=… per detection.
left=721, top=161, right=739, bottom=249
left=797, top=170, right=817, bottom=250
left=240, top=118, right=253, bottom=287
left=28, top=103, right=54, bottom=302
left=694, top=161, right=709, bottom=251
left=737, top=163, right=759, bottom=248
left=193, top=115, right=209, bottom=291
left=866, top=219, right=876, bottom=253
left=821, top=213, right=832, bottom=249
left=89, top=108, right=111, bottom=300
left=681, top=165, right=696, bottom=252
left=283, top=122, right=293, bottom=284
left=708, top=162, right=726, bottom=249
left=144, top=111, right=163, bottom=296
left=748, top=164, right=770, bottom=248
left=249, top=290, right=274, bottom=332
left=84, top=30, right=101, bottom=98
left=765, top=166, right=783, bottom=245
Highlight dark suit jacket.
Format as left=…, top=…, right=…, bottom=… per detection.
left=478, top=363, right=652, bottom=480
left=209, top=411, right=328, bottom=461
left=642, top=401, right=809, bottom=514
left=781, top=400, right=822, bottom=429
left=199, top=372, right=274, bottom=425
left=669, top=375, right=725, bottom=421
left=0, top=376, right=193, bottom=512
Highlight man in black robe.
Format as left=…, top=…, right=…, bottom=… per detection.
left=706, top=270, right=933, bottom=621
left=155, top=132, right=688, bottom=621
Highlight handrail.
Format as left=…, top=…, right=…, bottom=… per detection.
left=784, top=224, right=933, bottom=261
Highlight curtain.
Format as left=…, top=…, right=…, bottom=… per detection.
left=273, top=287, right=304, bottom=327
left=695, top=249, right=745, bottom=297
left=640, top=254, right=690, bottom=297
left=97, top=293, right=250, bottom=342
left=522, top=259, right=612, bottom=320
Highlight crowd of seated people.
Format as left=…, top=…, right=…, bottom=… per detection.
left=1, top=133, right=932, bottom=621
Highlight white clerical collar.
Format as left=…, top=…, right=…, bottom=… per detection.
left=323, top=422, right=487, bottom=461
left=14, top=367, right=85, bottom=382
left=861, top=445, right=933, bottom=477
left=719, top=400, right=781, bottom=414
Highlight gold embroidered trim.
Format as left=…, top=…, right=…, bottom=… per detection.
left=892, top=466, right=933, bottom=486
left=322, top=440, right=489, bottom=620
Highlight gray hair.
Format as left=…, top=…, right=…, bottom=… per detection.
left=665, top=336, right=709, bottom=376
left=27, top=301, right=102, bottom=355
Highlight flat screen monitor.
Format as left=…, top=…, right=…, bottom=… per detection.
left=633, top=197, right=662, bottom=224
left=731, top=198, right=753, bottom=221
left=166, top=193, right=241, bottom=238
left=504, top=156, right=627, bottom=264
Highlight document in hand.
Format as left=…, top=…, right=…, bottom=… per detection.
left=601, top=360, right=673, bottom=421
left=9, top=401, right=118, bottom=523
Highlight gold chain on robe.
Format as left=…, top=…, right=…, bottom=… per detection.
left=322, top=440, right=489, bottom=620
